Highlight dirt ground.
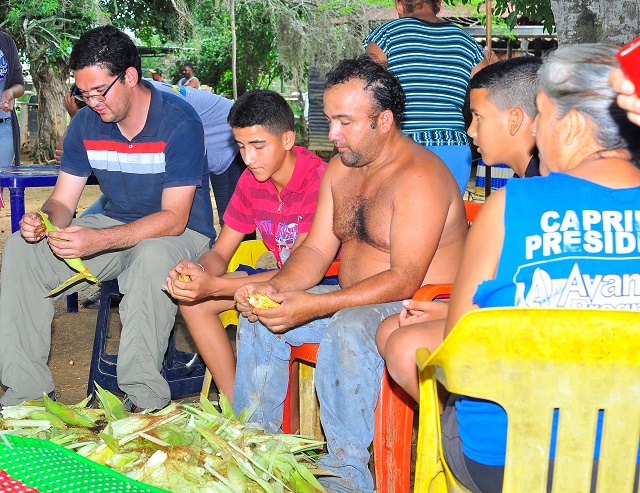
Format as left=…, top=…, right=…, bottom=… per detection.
left=0, top=181, right=273, bottom=406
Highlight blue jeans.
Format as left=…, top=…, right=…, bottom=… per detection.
left=81, top=193, right=109, bottom=216
left=234, top=284, right=403, bottom=493
left=0, top=117, right=15, bottom=167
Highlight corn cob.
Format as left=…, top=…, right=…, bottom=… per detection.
left=176, top=272, right=191, bottom=282
left=43, top=392, right=95, bottom=427
left=248, top=292, right=280, bottom=309
left=27, top=409, right=67, bottom=429
left=1, top=388, right=327, bottom=492
left=36, top=210, right=99, bottom=296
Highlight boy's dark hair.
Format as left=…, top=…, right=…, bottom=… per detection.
left=69, top=25, right=142, bottom=82
left=469, top=56, right=543, bottom=119
left=325, top=55, right=405, bottom=127
left=227, top=89, right=295, bottom=135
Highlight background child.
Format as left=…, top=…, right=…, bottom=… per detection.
left=467, top=56, right=542, bottom=178
left=376, top=56, right=544, bottom=402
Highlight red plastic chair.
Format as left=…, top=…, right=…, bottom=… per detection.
left=282, top=283, right=453, bottom=493
left=463, top=200, right=482, bottom=224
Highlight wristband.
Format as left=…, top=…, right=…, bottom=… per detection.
left=197, top=263, right=205, bottom=272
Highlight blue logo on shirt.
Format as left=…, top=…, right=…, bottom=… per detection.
left=0, top=50, right=8, bottom=81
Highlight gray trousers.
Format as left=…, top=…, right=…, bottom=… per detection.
left=0, top=214, right=210, bottom=408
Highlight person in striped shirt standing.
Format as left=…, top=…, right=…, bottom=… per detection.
left=364, top=0, right=489, bottom=195
left=165, top=89, right=326, bottom=402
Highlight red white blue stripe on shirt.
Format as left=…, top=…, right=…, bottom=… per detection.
left=83, top=140, right=167, bottom=174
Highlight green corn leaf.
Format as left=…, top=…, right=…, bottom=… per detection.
left=37, top=210, right=99, bottom=296
left=218, top=391, right=237, bottom=420
left=95, top=383, right=126, bottom=421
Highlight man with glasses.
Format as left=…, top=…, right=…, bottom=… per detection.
left=0, top=25, right=215, bottom=413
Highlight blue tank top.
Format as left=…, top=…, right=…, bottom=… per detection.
left=457, top=172, right=640, bottom=465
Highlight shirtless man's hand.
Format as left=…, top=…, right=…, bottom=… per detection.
left=250, top=290, right=317, bottom=333
left=235, top=281, right=279, bottom=322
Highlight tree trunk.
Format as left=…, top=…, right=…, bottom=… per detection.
left=29, top=54, right=69, bottom=164
left=230, top=0, right=237, bottom=100
left=551, top=0, right=640, bottom=45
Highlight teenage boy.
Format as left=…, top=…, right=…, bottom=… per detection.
left=467, top=56, right=543, bottom=178
left=165, top=89, right=326, bottom=403
left=377, top=56, right=544, bottom=404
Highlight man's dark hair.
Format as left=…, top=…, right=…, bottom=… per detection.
left=325, top=55, right=406, bottom=127
left=402, top=0, right=440, bottom=14
left=69, top=25, right=142, bottom=82
left=183, top=62, right=195, bottom=71
left=469, top=56, right=543, bottom=119
left=227, top=89, right=295, bottom=135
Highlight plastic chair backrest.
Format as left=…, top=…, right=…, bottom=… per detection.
left=463, top=200, right=481, bottom=224
left=416, top=308, right=640, bottom=493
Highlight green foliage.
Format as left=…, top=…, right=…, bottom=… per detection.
left=262, top=0, right=379, bottom=80
left=171, top=0, right=281, bottom=95
left=1, top=0, right=97, bottom=69
left=103, top=0, right=195, bottom=44
left=444, top=0, right=555, bottom=35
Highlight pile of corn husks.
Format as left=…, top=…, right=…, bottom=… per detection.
left=0, top=385, right=327, bottom=493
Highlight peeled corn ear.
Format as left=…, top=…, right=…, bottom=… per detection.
left=248, top=292, right=280, bottom=309
left=176, top=273, right=191, bottom=282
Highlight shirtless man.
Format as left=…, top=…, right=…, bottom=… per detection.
left=233, top=55, right=467, bottom=493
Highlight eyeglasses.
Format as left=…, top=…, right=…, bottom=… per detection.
left=73, top=70, right=125, bottom=103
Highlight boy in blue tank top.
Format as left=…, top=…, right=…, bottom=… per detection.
left=376, top=56, right=545, bottom=404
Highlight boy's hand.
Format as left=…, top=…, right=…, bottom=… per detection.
left=398, top=299, right=449, bottom=326
left=484, top=46, right=499, bottom=65
left=166, top=261, right=210, bottom=301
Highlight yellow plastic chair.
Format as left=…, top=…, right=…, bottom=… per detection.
left=200, top=239, right=269, bottom=398
left=415, top=308, right=640, bottom=493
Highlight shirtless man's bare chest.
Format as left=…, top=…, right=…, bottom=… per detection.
left=333, top=171, right=394, bottom=252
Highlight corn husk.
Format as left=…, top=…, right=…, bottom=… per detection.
left=0, top=388, right=327, bottom=492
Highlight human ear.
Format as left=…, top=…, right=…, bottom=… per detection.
left=508, top=107, right=525, bottom=136
left=563, top=109, right=585, bottom=147
left=282, top=130, right=296, bottom=151
left=124, top=67, right=138, bottom=87
left=378, top=109, right=395, bottom=133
